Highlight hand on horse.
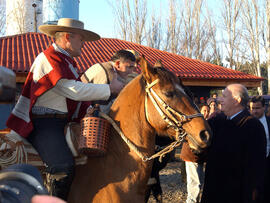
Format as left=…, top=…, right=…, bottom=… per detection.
left=109, top=73, right=125, bottom=96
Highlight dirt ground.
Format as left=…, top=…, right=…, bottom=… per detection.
left=148, top=159, right=188, bottom=203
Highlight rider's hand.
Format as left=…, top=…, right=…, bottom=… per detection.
left=109, top=73, right=125, bottom=95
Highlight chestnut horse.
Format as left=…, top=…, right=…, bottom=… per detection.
left=68, top=57, right=211, bottom=203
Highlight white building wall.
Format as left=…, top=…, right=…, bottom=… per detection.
left=5, top=0, right=43, bottom=36
left=0, top=0, right=6, bottom=36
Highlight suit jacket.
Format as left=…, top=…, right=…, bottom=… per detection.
left=263, top=116, right=270, bottom=203
left=266, top=116, right=270, bottom=131
left=265, top=116, right=270, bottom=157
left=201, top=109, right=266, bottom=203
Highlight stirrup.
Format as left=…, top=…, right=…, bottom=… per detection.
left=44, top=172, right=67, bottom=195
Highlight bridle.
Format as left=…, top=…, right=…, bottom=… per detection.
left=145, top=79, right=203, bottom=141
left=100, top=78, right=203, bottom=162
left=143, top=79, right=203, bottom=161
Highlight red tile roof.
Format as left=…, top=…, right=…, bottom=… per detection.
left=0, top=32, right=263, bottom=82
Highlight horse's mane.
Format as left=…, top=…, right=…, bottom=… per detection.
left=147, top=60, right=178, bottom=87
left=123, top=59, right=194, bottom=105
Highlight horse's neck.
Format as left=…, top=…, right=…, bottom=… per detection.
left=110, top=76, right=156, bottom=155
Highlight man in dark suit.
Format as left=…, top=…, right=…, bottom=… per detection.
left=250, top=96, right=270, bottom=203
left=201, top=84, right=266, bottom=203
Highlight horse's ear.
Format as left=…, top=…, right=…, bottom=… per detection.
left=139, top=55, right=155, bottom=82
left=178, top=77, right=184, bottom=86
left=178, top=77, right=194, bottom=99
left=153, top=60, right=163, bottom=68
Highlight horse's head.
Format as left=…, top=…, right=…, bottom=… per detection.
left=139, top=56, right=212, bottom=153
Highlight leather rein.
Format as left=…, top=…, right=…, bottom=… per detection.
left=100, top=79, right=203, bottom=162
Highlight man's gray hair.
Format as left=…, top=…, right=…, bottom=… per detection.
left=228, top=84, right=249, bottom=107
left=55, top=32, right=73, bottom=41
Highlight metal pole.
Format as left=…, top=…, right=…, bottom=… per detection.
left=32, top=3, right=37, bottom=33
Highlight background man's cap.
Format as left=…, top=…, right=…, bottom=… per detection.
left=39, top=18, right=100, bottom=42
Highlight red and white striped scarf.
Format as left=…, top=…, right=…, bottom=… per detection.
left=6, top=45, right=90, bottom=138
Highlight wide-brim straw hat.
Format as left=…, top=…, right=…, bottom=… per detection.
left=39, top=18, right=100, bottom=42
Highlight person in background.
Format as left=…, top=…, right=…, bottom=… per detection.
left=126, top=49, right=140, bottom=67
left=125, top=49, right=141, bottom=82
left=217, top=99, right=222, bottom=112
left=80, top=49, right=136, bottom=113
left=266, top=101, right=270, bottom=117
left=211, top=92, right=218, bottom=99
left=201, top=84, right=266, bottom=203
left=200, top=103, right=210, bottom=120
left=249, top=96, right=270, bottom=203
left=207, top=98, right=219, bottom=118
left=180, top=141, right=205, bottom=203
left=6, top=18, right=124, bottom=200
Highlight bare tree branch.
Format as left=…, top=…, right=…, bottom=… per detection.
left=163, top=0, right=181, bottom=53
left=241, top=0, right=263, bottom=94
left=6, top=1, right=27, bottom=34
left=145, top=8, right=163, bottom=50
left=109, top=0, right=147, bottom=44
left=221, top=0, right=242, bottom=69
left=261, top=0, right=270, bottom=93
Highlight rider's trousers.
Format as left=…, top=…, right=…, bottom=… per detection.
left=27, top=117, right=75, bottom=201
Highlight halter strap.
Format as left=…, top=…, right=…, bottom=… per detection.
left=145, top=79, right=203, bottom=132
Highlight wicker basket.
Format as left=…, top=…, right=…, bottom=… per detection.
left=79, top=116, right=111, bottom=156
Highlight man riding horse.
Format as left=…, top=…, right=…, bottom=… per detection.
left=6, top=18, right=124, bottom=201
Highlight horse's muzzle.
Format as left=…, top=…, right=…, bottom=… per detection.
left=199, top=130, right=212, bottom=147
left=187, top=129, right=212, bottom=153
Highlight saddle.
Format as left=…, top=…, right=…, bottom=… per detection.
left=0, top=124, right=87, bottom=171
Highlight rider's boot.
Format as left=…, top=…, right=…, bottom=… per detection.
left=45, top=169, right=74, bottom=201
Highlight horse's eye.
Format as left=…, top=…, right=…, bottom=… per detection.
left=165, top=91, right=175, bottom=98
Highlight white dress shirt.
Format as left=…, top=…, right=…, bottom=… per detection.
left=229, top=110, right=243, bottom=120
left=259, top=114, right=270, bottom=157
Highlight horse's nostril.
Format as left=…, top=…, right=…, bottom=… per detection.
left=200, top=130, right=210, bottom=143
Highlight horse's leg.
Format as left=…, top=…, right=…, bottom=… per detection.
left=149, top=160, right=163, bottom=203
left=152, top=174, right=162, bottom=203
left=145, top=184, right=152, bottom=203
left=145, top=157, right=160, bottom=203
left=147, top=144, right=173, bottom=203
left=180, top=161, right=187, bottom=184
